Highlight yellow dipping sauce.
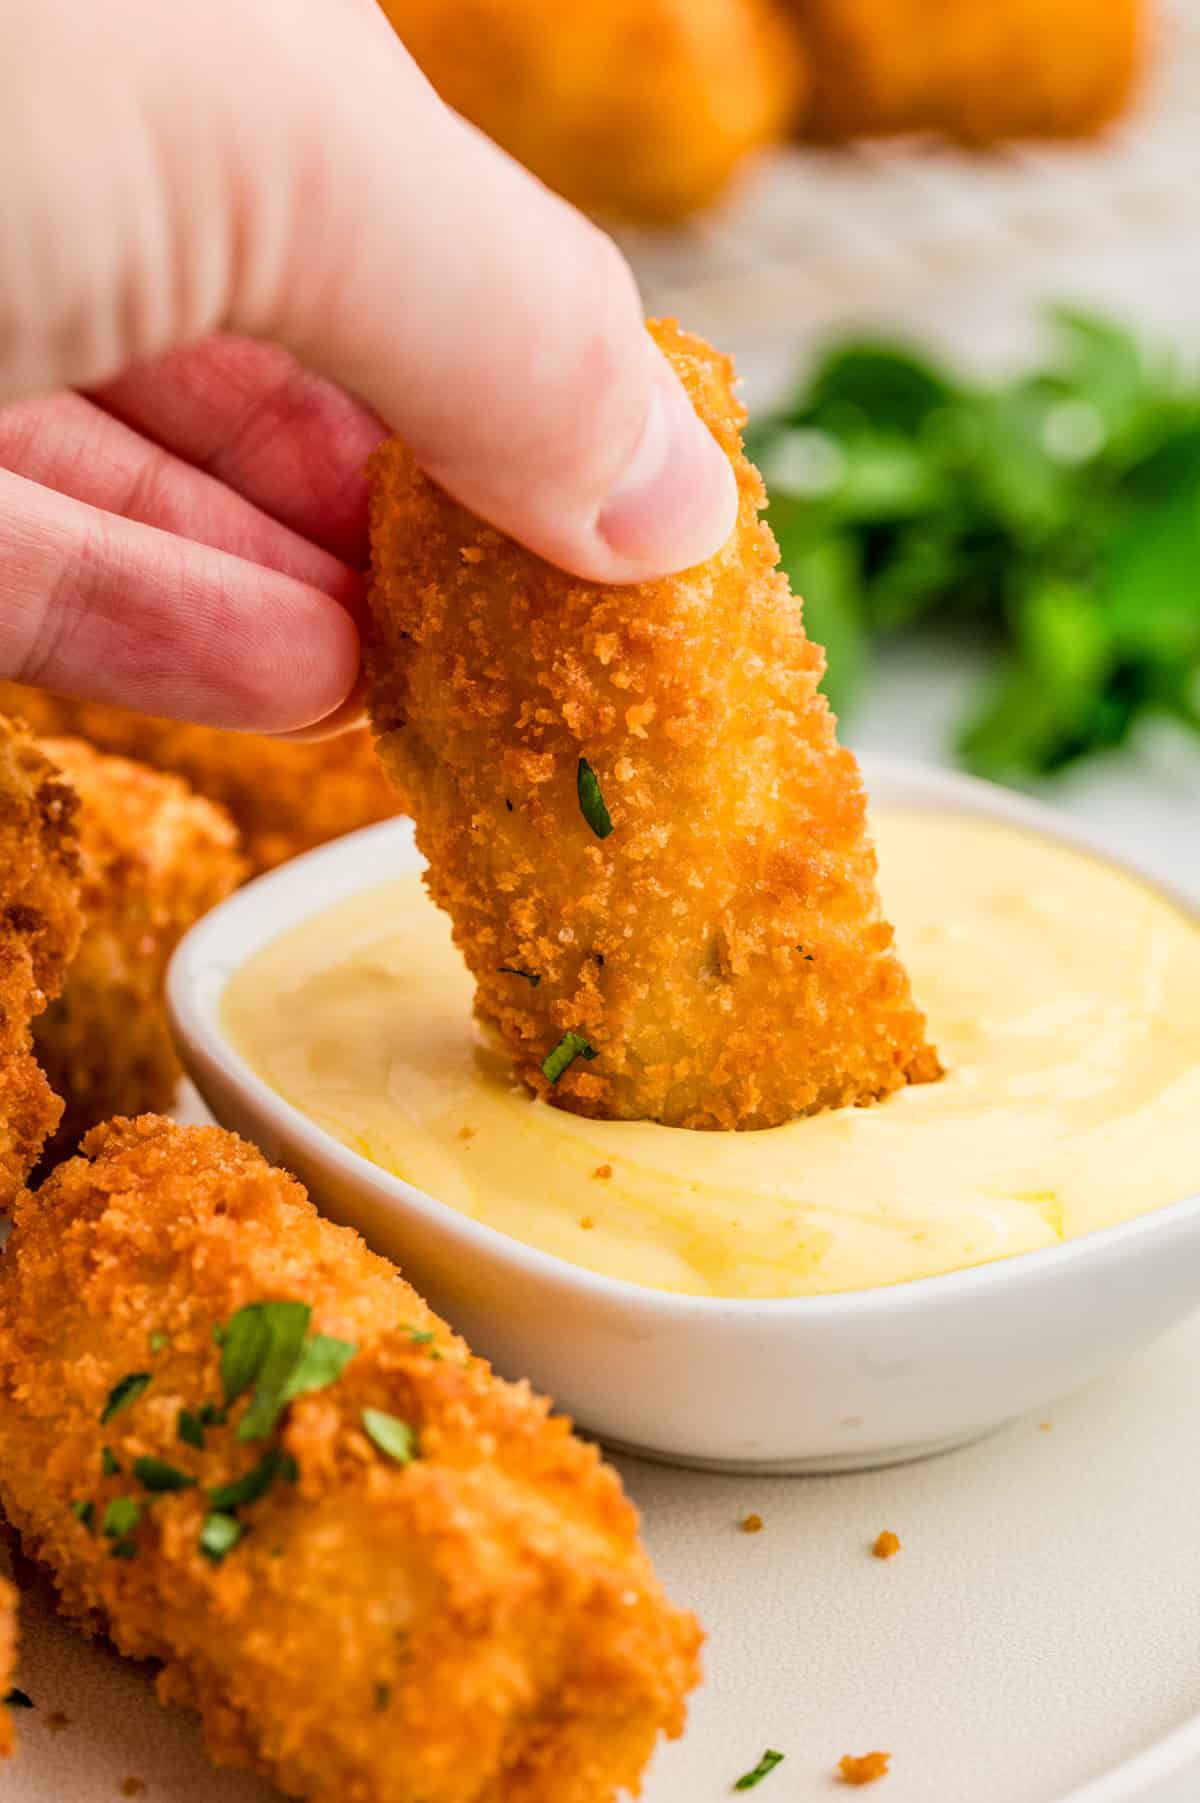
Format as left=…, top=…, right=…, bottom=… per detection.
left=223, top=810, right=1200, bottom=1299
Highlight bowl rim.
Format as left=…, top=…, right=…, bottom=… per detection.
left=167, top=754, right=1200, bottom=1325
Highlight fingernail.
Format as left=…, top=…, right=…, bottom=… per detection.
left=597, top=362, right=738, bottom=576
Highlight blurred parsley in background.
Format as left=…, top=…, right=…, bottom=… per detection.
left=747, top=309, right=1200, bottom=781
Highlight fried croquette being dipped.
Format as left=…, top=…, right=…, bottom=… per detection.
left=0, top=716, right=80, bottom=1205
left=367, top=320, right=939, bottom=1130
left=35, top=740, right=243, bottom=1160
left=792, top=0, right=1141, bottom=143
left=378, top=0, right=805, bottom=222
left=0, top=1577, right=16, bottom=1757
left=0, top=684, right=398, bottom=877
left=0, top=1117, right=701, bottom=1803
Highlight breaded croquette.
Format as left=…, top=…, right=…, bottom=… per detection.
left=35, top=740, right=243, bottom=1160
left=378, top=0, right=805, bottom=222
left=0, top=684, right=397, bottom=877
left=0, top=1117, right=702, bottom=1803
left=0, top=716, right=80, bottom=1206
left=792, top=0, right=1141, bottom=143
left=0, top=1577, right=15, bottom=1757
left=366, top=319, right=939, bottom=1130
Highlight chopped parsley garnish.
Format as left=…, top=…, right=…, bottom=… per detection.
left=408, top=1329, right=435, bottom=1345
left=149, top=1332, right=169, bottom=1354
left=4, top=1689, right=33, bottom=1709
left=198, top=1402, right=226, bottom=1427
left=101, top=1497, right=142, bottom=1540
left=734, top=1750, right=785, bottom=1791
left=101, top=1372, right=151, bottom=1425
left=215, top=1302, right=354, bottom=1442
left=576, top=758, right=614, bottom=839
left=541, top=1032, right=597, bottom=1084
left=133, top=1457, right=196, bottom=1495
left=283, top=1334, right=357, bottom=1404
left=199, top=1513, right=243, bottom=1564
left=497, top=965, right=541, bottom=987
left=109, top=1540, right=139, bottom=1561
left=361, top=1409, right=416, bottom=1465
left=178, top=1409, right=206, bottom=1450
left=207, top=1447, right=295, bottom=1514
left=101, top=1446, right=122, bottom=1478
left=71, top=1499, right=95, bottom=1533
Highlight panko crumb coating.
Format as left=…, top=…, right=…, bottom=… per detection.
left=378, top=0, right=805, bottom=222
left=793, top=0, right=1141, bottom=143
left=0, top=1577, right=15, bottom=1757
left=0, top=685, right=398, bottom=878
left=367, top=319, right=939, bottom=1130
left=0, top=715, right=81, bottom=1206
left=0, top=1117, right=702, bottom=1803
left=35, top=740, right=244, bottom=1160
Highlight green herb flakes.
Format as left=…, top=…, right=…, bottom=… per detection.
left=178, top=1409, right=206, bottom=1450
left=207, top=1447, right=293, bottom=1514
left=497, top=965, right=541, bottom=986
left=576, top=758, right=614, bottom=839
left=149, top=1331, right=169, bottom=1354
left=199, top=1512, right=243, bottom=1564
left=71, top=1499, right=95, bottom=1533
left=101, top=1447, right=121, bottom=1478
left=282, top=1334, right=357, bottom=1404
left=134, top=1457, right=196, bottom=1495
left=540, top=1031, right=597, bottom=1084
left=361, top=1410, right=416, bottom=1466
left=100, top=1372, right=151, bottom=1425
left=101, top=1497, right=142, bottom=1540
left=734, top=1749, right=785, bottom=1791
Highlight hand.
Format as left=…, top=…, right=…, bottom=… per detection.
left=0, top=0, right=736, bottom=735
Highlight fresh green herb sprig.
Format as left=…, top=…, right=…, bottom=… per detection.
left=541, top=1032, right=597, bottom=1084
left=749, top=307, right=1200, bottom=780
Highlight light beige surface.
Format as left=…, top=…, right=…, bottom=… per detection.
left=224, top=809, right=1200, bottom=1299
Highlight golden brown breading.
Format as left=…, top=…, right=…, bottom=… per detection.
left=0, top=685, right=398, bottom=878
left=34, top=740, right=243, bottom=1160
left=367, top=318, right=938, bottom=1130
left=792, top=0, right=1141, bottom=142
left=0, top=1117, right=701, bottom=1803
left=0, top=1576, right=15, bottom=1757
left=378, top=0, right=805, bottom=222
left=0, top=716, right=81, bottom=1206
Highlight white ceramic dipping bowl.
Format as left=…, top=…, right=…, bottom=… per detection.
left=168, top=758, right=1200, bottom=1475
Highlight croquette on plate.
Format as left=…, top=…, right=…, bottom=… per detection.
left=792, top=0, right=1141, bottom=142
left=0, top=684, right=397, bottom=877
left=378, top=0, right=804, bottom=221
left=366, top=318, right=939, bottom=1130
left=35, top=738, right=243, bottom=1161
left=0, top=1117, right=701, bottom=1803
left=0, top=714, right=80, bottom=1207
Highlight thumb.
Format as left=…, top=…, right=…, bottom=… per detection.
left=240, top=4, right=739, bottom=582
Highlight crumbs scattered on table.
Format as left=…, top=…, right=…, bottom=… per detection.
left=593, top=1164, right=613, bottom=1180
left=579, top=1216, right=596, bottom=1230
left=839, top=1750, right=891, bottom=1785
left=740, top=1513, right=764, bottom=1534
left=1039, top=1421, right=1053, bottom=1432
left=458, top=1125, right=476, bottom=1141
left=872, top=1530, right=901, bottom=1559
left=46, top=1709, right=70, bottom=1733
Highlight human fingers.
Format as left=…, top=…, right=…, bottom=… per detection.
left=0, top=467, right=359, bottom=731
